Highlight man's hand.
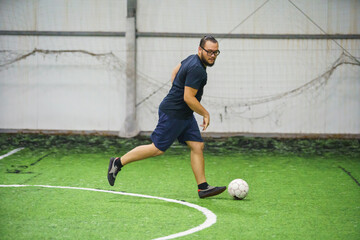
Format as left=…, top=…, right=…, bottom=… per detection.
left=201, top=114, right=210, bottom=131
left=184, top=86, right=210, bottom=131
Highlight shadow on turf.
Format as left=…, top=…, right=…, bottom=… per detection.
left=209, top=197, right=251, bottom=202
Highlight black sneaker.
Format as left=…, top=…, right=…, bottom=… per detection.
left=198, top=186, right=226, bottom=198
left=107, top=157, right=121, bottom=186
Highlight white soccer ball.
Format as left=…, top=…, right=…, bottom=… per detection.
left=228, top=179, right=249, bottom=200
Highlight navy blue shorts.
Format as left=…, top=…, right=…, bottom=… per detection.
left=151, top=110, right=203, bottom=152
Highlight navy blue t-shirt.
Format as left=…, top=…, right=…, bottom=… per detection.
left=159, top=54, right=207, bottom=119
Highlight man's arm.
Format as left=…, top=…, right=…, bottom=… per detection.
left=184, top=86, right=210, bottom=131
left=171, top=63, right=181, bottom=83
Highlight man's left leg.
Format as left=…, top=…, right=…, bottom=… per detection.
left=186, top=141, right=206, bottom=185
left=186, top=141, right=226, bottom=198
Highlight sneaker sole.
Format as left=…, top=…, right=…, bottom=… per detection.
left=107, top=157, right=116, bottom=186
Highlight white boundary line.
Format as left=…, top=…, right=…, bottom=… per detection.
left=0, top=148, right=25, bottom=160
left=0, top=184, right=217, bottom=240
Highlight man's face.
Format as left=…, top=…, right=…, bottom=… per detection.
left=199, top=41, right=219, bottom=67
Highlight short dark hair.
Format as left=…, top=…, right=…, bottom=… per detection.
left=199, top=35, right=218, bottom=48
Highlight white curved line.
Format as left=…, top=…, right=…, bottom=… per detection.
left=0, top=148, right=24, bottom=160
left=0, top=184, right=216, bottom=239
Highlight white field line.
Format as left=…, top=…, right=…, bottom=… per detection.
left=0, top=148, right=24, bottom=160
left=0, top=184, right=217, bottom=240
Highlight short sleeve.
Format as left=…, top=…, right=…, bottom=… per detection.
left=184, top=66, right=207, bottom=90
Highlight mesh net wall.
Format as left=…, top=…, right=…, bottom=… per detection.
left=0, top=0, right=359, bottom=136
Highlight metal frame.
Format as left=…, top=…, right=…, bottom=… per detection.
left=0, top=30, right=359, bottom=39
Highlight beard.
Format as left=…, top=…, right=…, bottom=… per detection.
left=200, top=51, right=216, bottom=67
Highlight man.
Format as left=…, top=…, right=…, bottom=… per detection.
left=108, top=36, right=226, bottom=198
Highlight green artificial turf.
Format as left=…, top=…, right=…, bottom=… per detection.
left=0, top=134, right=359, bottom=239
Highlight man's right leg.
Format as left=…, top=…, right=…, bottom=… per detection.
left=121, top=143, right=164, bottom=165
left=107, top=143, right=163, bottom=186
left=108, top=110, right=178, bottom=186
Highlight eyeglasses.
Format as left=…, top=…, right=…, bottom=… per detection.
left=201, top=46, right=220, bottom=56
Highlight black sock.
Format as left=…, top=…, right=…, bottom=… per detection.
left=115, top=157, right=123, bottom=168
left=198, top=182, right=209, bottom=190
